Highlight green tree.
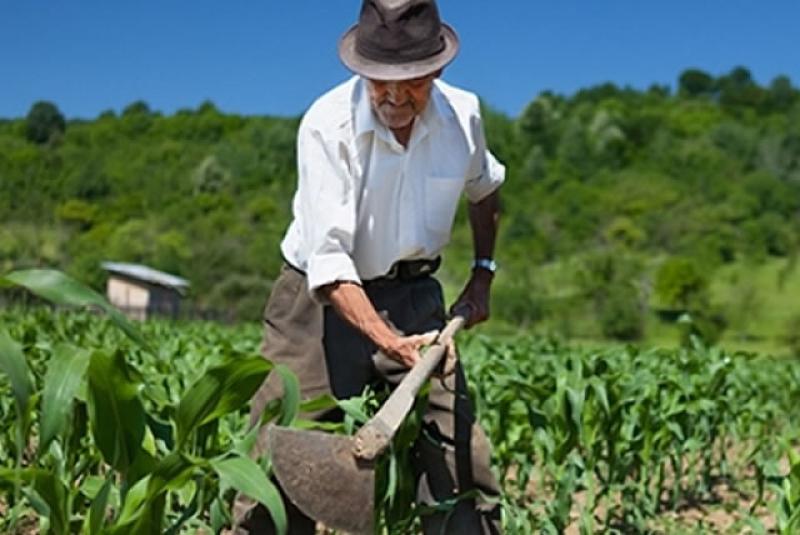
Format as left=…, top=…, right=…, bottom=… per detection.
left=767, top=75, right=796, bottom=112
left=122, top=100, right=152, bottom=116
left=55, top=199, right=99, bottom=230
left=718, top=66, right=765, bottom=109
left=25, top=101, right=66, bottom=144
left=577, top=249, right=645, bottom=340
left=678, top=68, right=716, bottom=98
left=517, top=93, right=561, bottom=156
left=654, top=257, right=707, bottom=310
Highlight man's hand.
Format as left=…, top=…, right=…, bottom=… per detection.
left=450, top=269, right=493, bottom=329
left=377, top=330, right=438, bottom=368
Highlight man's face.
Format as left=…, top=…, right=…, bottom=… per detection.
left=366, top=73, right=438, bottom=130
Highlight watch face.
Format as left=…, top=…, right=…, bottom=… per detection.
left=474, top=258, right=497, bottom=272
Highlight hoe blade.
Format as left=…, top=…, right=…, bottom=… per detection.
left=267, top=425, right=375, bottom=535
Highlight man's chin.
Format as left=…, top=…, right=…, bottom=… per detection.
left=380, top=114, right=415, bottom=130
left=375, top=107, right=416, bottom=129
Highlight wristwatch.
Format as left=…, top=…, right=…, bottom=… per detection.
left=472, top=257, right=497, bottom=274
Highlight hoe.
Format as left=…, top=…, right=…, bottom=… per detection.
left=266, top=314, right=466, bottom=534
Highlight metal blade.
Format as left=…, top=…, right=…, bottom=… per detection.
left=267, top=425, right=375, bottom=535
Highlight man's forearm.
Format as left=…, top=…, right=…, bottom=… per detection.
left=451, top=188, right=500, bottom=326
left=320, top=281, right=397, bottom=348
left=320, top=281, right=435, bottom=368
left=468, top=189, right=500, bottom=261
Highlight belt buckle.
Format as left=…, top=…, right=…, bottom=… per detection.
left=385, top=263, right=400, bottom=280
left=416, top=261, right=433, bottom=276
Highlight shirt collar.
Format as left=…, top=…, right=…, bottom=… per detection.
left=353, top=77, right=377, bottom=139
left=427, top=81, right=455, bottom=127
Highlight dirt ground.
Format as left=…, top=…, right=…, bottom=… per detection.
left=509, top=443, right=794, bottom=535
left=2, top=451, right=793, bottom=534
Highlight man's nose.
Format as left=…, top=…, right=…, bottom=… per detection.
left=385, top=82, right=405, bottom=104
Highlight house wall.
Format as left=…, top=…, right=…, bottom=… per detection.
left=148, top=286, right=181, bottom=318
left=107, top=277, right=149, bottom=320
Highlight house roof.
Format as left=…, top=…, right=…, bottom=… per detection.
left=101, top=262, right=190, bottom=291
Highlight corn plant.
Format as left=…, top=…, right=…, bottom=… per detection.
left=3, top=270, right=800, bottom=533
left=774, top=447, right=800, bottom=534
left=0, top=270, right=296, bottom=534
left=461, top=333, right=800, bottom=532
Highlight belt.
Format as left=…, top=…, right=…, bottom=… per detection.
left=282, top=256, right=440, bottom=285
left=365, top=257, right=441, bottom=285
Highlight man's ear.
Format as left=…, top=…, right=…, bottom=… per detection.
left=432, top=68, right=444, bottom=79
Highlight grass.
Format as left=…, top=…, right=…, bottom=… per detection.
left=440, top=253, right=800, bottom=357
left=711, top=256, right=800, bottom=355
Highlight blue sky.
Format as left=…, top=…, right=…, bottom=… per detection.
left=1, top=1, right=798, bottom=120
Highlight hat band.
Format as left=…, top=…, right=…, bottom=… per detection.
left=355, top=31, right=446, bottom=65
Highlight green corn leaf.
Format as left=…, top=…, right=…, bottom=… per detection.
left=233, top=425, right=262, bottom=458
left=337, top=397, right=371, bottom=426
left=23, top=487, right=51, bottom=519
left=299, top=392, right=339, bottom=414
left=39, top=343, right=90, bottom=454
left=114, top=476, right=151, bottom=526
left=588, top=377, right=610, bottom=416
left=87, top=476, right=113, bottom=535
left=79, top=476, right=108, bottom=500
left=144, top=413, right=174, bottom=450
left=292, top=419, right=346, bottom=432
left=0, top=329, right=35, bottom=514
left=126, top=449, right=157, bottom=488
left=0, top=466, right=43, bottom=486
left=175, top=356, right=273, bottom=448
left=211, top=455, right=287, bottom=535
left=565, top=386, right=585, bottom=436
left=0, top=329, right=34, bottom=425
left=87, top=349, right=146, bottom=476
left=148, top=452, right=197, bottom=495
left=786, top=509, right=800, bottom=535
left=2, top=269, right=150, bottom=352
left=31, top=471, right=70, bottom=535
left=386, top=451, right=398, bottom=507
left=2, top=269, right=106, bottom=307
left=666, top=421, right=685, bottom=441
left=105, top=470, right=170, bottom=535
left=274, top=364, right=300, bottom=426
left=210, top=497, right=229, bottom=533
left=106, top=454, right=195, bottom=534
left=788, top=449, right=800, bottom=504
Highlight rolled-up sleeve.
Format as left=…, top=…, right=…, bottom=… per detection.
left=464, top=112, right=506, bottom=203
left=296, top=123, right=361, bottom=298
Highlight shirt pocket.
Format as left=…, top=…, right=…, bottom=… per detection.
left=425, top=176, right=464, bottom=235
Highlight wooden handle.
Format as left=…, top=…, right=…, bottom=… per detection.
left=352, top=315, right=466, bottom=460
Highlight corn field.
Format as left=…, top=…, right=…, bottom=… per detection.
left=1, top=270, right=799, bottom=534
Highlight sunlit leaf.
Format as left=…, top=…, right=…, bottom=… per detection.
left=39, top=343, right=90, bottom=454
left=0, top=329, right=34, bottom=424
left=87, top=349, right=146, bottom=475
left=175, top=355, right=272, bottom=447
left=2, top=269, right=150, bottom=351
left=211, top=455, right=287, bottom=535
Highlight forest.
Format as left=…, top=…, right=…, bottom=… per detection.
left=2, top=66, right=799, bottom=351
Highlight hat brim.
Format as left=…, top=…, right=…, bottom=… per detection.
left=338, top=23, right=459, bottom=80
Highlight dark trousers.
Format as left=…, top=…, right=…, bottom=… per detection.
left=234, top=264, right=502, bottom=534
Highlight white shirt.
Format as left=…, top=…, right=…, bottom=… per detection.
left=280, top=76, right=505, bottom=296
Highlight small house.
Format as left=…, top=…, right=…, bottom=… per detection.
left=101, top=262, right=189, bottom=320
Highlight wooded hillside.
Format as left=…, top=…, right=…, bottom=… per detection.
left=2, top=66, right=799, bottom=348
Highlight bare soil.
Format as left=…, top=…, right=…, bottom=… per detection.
left=511, top=443, right=796, bottom=534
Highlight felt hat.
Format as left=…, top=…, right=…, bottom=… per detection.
left=338, top=0, right=459, bottom=80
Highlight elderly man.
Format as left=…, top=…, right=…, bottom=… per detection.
left=237, top=0, right=504, bottom=533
